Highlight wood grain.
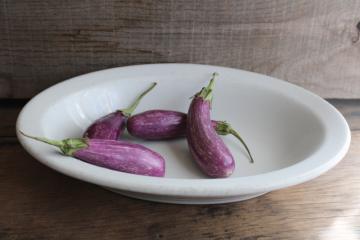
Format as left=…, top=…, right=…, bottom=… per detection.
left=329, top=99, right=360, bottom=131
left=0, top=100, right=359, bottom=239
left=1, top=0, right=360, bottom=98
left=0, top=125, right=359, bottom=239
left=0, top=99, right=27, bottom=137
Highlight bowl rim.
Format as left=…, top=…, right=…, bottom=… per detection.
left=16, top=63, right=351, bottom=197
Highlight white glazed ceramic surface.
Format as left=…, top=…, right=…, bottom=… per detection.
left=16, top=64, right=351, bottom=204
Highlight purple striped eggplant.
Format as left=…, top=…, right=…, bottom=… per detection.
left=127, top=110, right=253, bottom=163
left=20, top=131, right=165, bottom=177
left=187, top=73, right=244, bottom=178
left=83, top=82, right=157, bottom=140
left=127, top=110, right=188, bottom=140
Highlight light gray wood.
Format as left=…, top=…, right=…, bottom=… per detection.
left=1, top=0, right=360, bottom=98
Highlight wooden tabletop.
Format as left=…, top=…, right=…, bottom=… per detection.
left=1, top=99, right=359, bottom=240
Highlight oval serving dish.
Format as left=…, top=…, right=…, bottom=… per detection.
left=16, top=64, right=351, bottom=204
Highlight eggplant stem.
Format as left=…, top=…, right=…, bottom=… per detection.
left=198, top=72, right=218, bottom=102
left=19, top=130, right=64, bottom=148
left=19, top=131, right=87, bottom=156
left=121, top=82, right=157, bottom=117
left=207, top=72, right=217, bottom=92
left=229, top=128, right=254, bottom=163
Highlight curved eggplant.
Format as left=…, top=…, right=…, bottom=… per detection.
left=83, top=82, right=157, bottom=139
left=186, top=73, right=235, bottom=178
left=20, top=131, right=165, bottom=177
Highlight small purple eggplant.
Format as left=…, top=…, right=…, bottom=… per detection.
left=127, top=110, right=187, bottom=140
left=187, top=73, right=241, bottom=178
left=83, top=82, right=157, bottom=140
left=20, top=131, right=165, bottom=177
left=127, top=110, right=253, bottom=163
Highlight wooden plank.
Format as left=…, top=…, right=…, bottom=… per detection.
left=329, top=99, right=360, bottom=131
left=0, top=99, right=27, bottom=137
left=0, top=132, right=359, bottom=239
left=1, top=0, right=360, bottom=98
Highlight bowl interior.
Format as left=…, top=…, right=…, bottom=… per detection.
left=40, top=72, right=325, bottom=179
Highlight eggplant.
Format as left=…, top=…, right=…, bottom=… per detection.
left=83, top=82, right=157, bottom=140
left=187, top=73, right=244, bottom=178
left=127, top=110, right=187, bottom=140
left=20, top=131, right=165, bottom=177
left=127, top=110, right=253, bottom=163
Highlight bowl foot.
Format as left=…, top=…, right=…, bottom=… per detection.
left=104, top=188, right=268, bottom=204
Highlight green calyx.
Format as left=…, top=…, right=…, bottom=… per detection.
left=197, top=72, right=218, bottom=103
left=60, top=138, right=88, bottom=155
left=121, top=82, right=157, bottom=117
left=19, top=131, right=88, bottom=156
left=215, top=121, right=232, bottom=135
left=215, top=121, right=254, bottom=163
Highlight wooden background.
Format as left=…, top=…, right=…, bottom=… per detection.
left=1, top=0, right=360, bottom=98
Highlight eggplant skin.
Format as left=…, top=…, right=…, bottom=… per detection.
left=74, top=139, right=165, bottom=177
left=187, top=97, right=235, bottom=178
left=127, top=110, right=187, bottom=140
left=128, top=110, right=219, bottom=140
left=83, top=111, right=126, bottom=140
